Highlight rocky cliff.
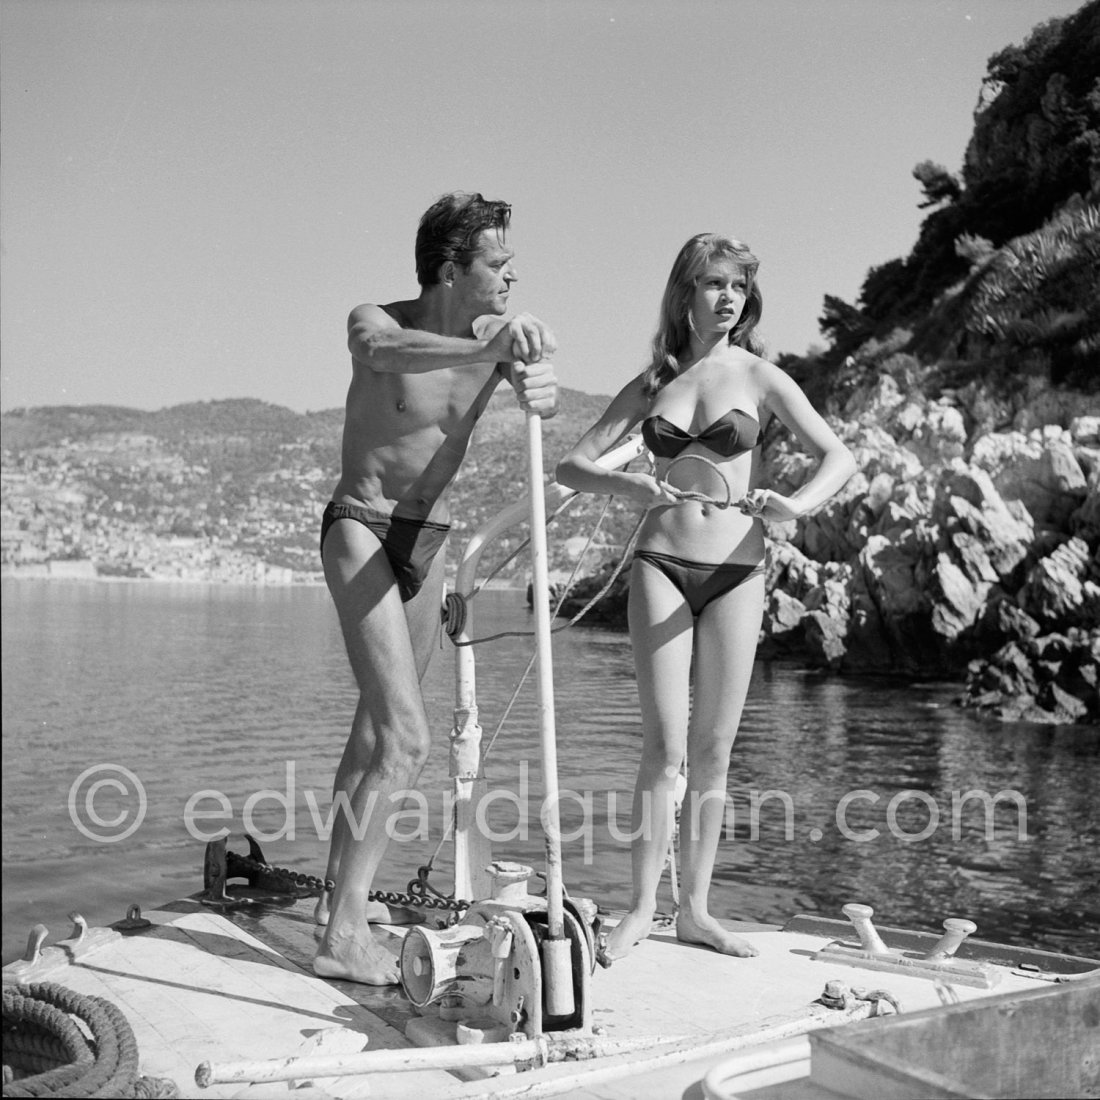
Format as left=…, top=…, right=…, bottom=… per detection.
left=560, top=6, right=1100, bottom=725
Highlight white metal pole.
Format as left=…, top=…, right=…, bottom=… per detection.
left=525, top=409, right=574, bottom=1017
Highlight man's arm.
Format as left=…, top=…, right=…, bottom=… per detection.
left=349, top=305, right=557, bottom=374
left=348, top=304, right=492, bottom=374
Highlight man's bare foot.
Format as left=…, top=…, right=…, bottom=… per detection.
left=315, top=891, right=421, bottom=928
left=598, top=910, right=654, bottom=967
left=313, top=928, right=401, bottom=985
left=365, top=900, right=423, bottom=925
left=676, top=910, right=758, bottom=957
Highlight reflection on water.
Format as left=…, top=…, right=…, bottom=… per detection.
left=2, top=578, right=1098, bottom=965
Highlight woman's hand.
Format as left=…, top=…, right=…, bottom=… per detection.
left=737, top=489, right=805, bottom=522
left=619, top=471, right=681, bottom=508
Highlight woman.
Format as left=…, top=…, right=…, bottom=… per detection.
left=556, top=233, right=855, bottom=962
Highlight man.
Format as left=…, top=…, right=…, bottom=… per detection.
left=314, top=192, right=559, bottom=984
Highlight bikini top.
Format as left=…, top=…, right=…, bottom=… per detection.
left=641, top=408, right=761, bottom=460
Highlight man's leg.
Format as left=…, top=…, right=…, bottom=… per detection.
left=315, top=538, right=447, bottom=928
left=314, top=519, right=434, bottom=984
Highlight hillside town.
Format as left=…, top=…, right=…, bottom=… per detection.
left=1, top=432, right=325, bottom=585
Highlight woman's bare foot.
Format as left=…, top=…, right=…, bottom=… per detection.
left=313, top=927, right=401, bottom=985
left=598, top=909, right=654, bottom=967
left=315, top=890, right=421, bottom=927
left=676, top=909, right=758, bottom=957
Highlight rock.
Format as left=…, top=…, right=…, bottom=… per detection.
left=843, top=589, right=896, bottom=672
left=960, top=628, right=1100, bottom=723
left=974, top=593, right=1041, bottom=649
left=858, top=535, right=928, bottom=621
left=930, top=552, right=989, bottom=639
left=761, top=589, right=807, bottom=654
left=1068, top=469, right=1100, bottom=545
left=1036, top=681, right=1089, bottom=722
left=799, top=499, right=857, bottom=561
left=950, top=531, right=1000, bottom=586
left=1070, top=416, right=1100, bottom=446
left=863, top=472, right=896, bottom=519
left=971, top=428, right=1088, bottom=529
left=939, top=487, right=1033, bottom=581
left=1018, top=536, right=1100, bottom=627
left=804, top=609, right=847, bottom=669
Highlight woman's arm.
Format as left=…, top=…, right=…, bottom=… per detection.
left=750, top=361, right=856, bottom=521
left=555, top=377, right=678, bottom=507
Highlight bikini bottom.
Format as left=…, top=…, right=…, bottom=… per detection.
left=633, top=550, right=765, bottom=617
left=320, top=501, right=450, bottom=603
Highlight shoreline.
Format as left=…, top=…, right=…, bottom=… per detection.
left=0, top=567, right=527, bottom=592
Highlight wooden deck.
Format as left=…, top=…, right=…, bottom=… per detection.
left=6, top=891, right=1095, bottom=1099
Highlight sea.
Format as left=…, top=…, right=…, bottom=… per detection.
left=3, top=577, right=1098, bottom=966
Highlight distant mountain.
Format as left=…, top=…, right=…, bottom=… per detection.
left=0, top=389, right=643, bottom=583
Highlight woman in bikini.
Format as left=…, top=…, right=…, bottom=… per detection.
left=556, top=232, right=855, bottom=962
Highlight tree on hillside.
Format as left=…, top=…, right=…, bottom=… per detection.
left=811, top=2, right=1098, bottom=363
left=913, top=160, right=962, bottom=208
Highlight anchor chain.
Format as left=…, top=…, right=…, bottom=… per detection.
left=225, top=850, right=471, bottom=915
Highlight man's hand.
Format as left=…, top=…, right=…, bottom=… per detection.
left=509, top=359, right=559, bottom=419
left=485, top=313, right=558, bottom=365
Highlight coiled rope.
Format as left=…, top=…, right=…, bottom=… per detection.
left=657, top=451, right=734, bottom=509
left=2, top=982, right=180, bottom=1097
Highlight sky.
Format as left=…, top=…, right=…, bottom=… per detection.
left=0, top=0, right=1086, bottom=414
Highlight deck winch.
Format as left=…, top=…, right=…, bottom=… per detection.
left=399, top=860, right=596, bottom=1043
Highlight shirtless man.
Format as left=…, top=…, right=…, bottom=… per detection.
left=313, top=192, right=559, bottom=985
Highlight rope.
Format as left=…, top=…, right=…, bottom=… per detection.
left=816, top=981, right=901, bottom=1016
left=440, top=446, right=736, bottom=651
left=658, top=452, right=734, bottom=509
left=448, top=499, right=643, bottom=648
left=2, top=982, right=181, bottom=1098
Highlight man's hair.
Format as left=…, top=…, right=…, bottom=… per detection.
left=642, top=233, right=765, bottom=396
left=415, top=192, right=512, bottom=286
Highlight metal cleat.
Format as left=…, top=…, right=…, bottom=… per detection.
left=1, top=924, right=69, bottom=985
left=813, top=904, right=1001, bottom=989
left=925, top=917, right=977, bottom=961
left=841, top=903, right=892, bottom=955
left=56, top=912, right=121, bottom=960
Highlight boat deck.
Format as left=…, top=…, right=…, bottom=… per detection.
left=5, top=891, right=1095, bottom=1099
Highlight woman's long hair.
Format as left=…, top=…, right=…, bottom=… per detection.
left=642, top=233, right=764, bottom=396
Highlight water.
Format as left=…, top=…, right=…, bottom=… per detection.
left=3, top=577, right=1098, bottom=965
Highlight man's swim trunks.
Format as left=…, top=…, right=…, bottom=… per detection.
left=320, top=502, right=450, bottom=602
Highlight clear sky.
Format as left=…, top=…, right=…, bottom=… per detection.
left=0, top=0, right=1085, bottom=413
